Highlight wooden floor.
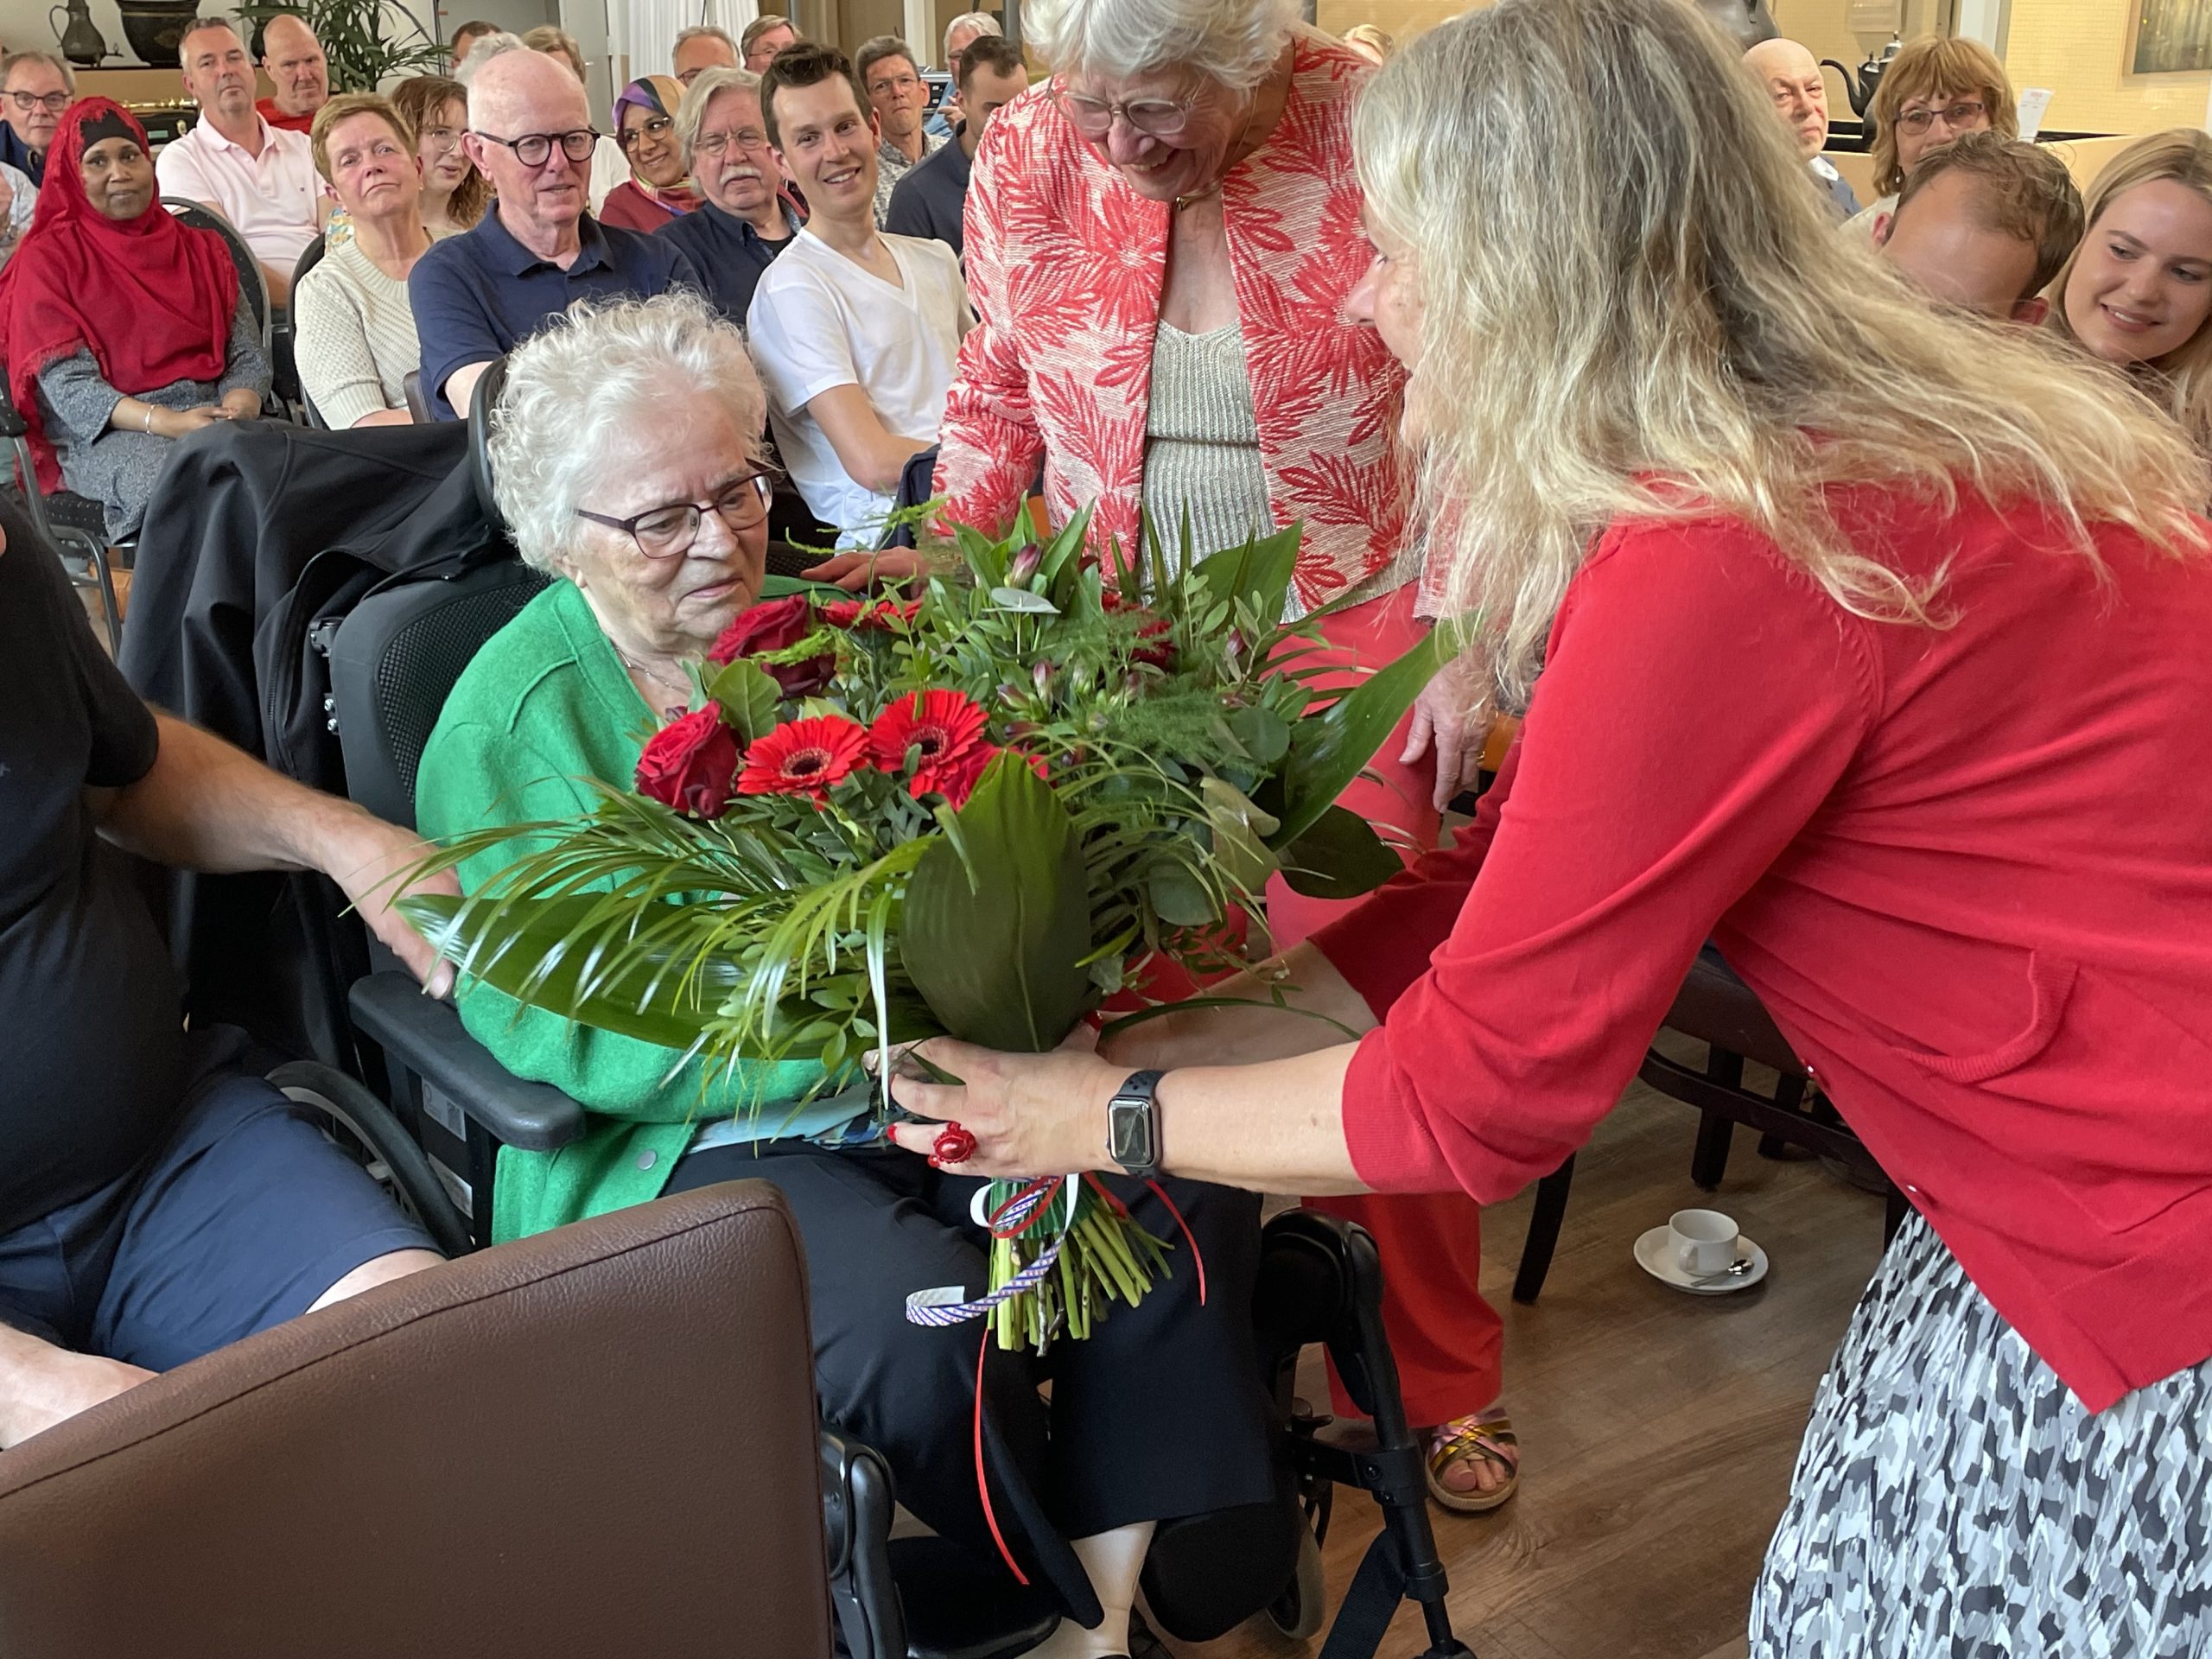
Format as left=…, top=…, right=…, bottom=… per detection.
left=1160, top=1055, right=1888, bottom=1659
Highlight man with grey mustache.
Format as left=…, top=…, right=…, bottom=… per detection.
left=658, top=67, right=804, bottom=326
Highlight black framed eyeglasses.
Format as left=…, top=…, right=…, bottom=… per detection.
left=617, top=113, right=675, bottom=149
left=575, top=472, right=778, bottom=558
left=475, top=126, right=599, bottom=167
left=6, top=90, right=70, bottom=115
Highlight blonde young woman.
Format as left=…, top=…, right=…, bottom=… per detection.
left=1843, top=35, right=2016, bottom=236
left=2049, top=129, right=2212, bottom=459
left=880, top=0, right=2212, bottom=1651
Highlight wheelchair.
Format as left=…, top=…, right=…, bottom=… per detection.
left=274, top=371, right=1475, bottom=1659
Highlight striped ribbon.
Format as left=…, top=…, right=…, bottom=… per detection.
left=904, top=1174, right=1080, bottom=1329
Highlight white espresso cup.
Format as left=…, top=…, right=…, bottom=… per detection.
left=1669, top=1208, right=1741, bottom=1277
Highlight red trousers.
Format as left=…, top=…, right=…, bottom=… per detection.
left=1268, top=586, right=1503, bottom=1426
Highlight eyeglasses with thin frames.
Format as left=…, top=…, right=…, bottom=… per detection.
left=474, top=127, right=599, bottom=167
left=617, top=113, right=675, bottom=150
left=418, top=124, right=462, bottom=153
left=692, top=125, right=771, bottom=157
left=1895, top=99, right=1988, bottom=135
left=575, top=472, right=777, bottom=559
left=1052, top=83, right=1199, bottom=141
left=6, top=90, right=69, bottom=115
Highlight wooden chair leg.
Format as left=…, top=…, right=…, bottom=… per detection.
left=1690, top=1109, right=1734, bottom=1191
left=1513, top=1154, right=1575, bottom=1305
left=1757, top=1074, right=1808, bottom=1161
left=1883, top=1181, right=1910, bottom=1245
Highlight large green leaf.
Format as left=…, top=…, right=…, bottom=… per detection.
left=1269, top=619, right=1464, bottom=850
left=1277, top=804, right=1407, bottom=899
left=705, top=658, right=781, bottom=742
left=1190, top=523, right=1300, bottom=625
left=398, top=892, right=738, bottom=1050
left=1200, top=776, right=1280, bottom=894
left=899, top=752, right=1093, bottom=1052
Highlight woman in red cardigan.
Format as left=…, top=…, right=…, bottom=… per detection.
left=887, top=0, right=2212, bottom=1649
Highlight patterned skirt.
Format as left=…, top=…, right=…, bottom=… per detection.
left=1751, top=1210, right=2212, bottom=1657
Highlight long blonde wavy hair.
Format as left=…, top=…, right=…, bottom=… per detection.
left=2047, top=129, right=2212, bottom=458
left=1353, top=0, right=2209, bottom=705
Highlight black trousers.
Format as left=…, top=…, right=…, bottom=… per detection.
left=665, top=1141, right=1274, bottom=1622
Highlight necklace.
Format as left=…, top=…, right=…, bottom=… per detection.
left=1173, top=54, right=1287, bottom=212
left=614, top=645, right=691, bottom=715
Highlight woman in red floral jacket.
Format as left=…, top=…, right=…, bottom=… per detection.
left=931, top=0, right=1516, bottom=1511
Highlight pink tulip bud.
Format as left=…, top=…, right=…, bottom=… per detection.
left=1007, top=542, right=1041, bottom=587
left=1033, top=659, right=1054, bottom=696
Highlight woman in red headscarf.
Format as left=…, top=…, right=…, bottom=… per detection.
left=0, top=99, right=267, bottom=540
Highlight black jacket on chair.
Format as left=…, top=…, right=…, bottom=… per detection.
left=118, top=419, right=507, bottom=1068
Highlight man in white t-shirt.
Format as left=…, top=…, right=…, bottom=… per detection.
left=156, top=16, right=326, bottom=304
left=747, top=43, right=969, bottom=546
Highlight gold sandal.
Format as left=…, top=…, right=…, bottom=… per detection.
left=1425, top=1411, right=1520, bottom=1514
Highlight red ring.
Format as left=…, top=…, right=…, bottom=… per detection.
left=931, top=1122, right=978, bottom=1165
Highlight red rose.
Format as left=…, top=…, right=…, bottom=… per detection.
left=822, top=597, right=922, bottom=631
left=707, top=594, right=812, bottom=664
left=868, top=690, right=988, bottom=798
left=708, top=594, right=835, bottom=697
left=736, top=715, right=871, bottom=802
left=1131, top=615, right=1175, bottom=671
left=634, top=707, right=743, bottom=819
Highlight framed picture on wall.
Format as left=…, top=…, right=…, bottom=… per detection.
left=2130, top=0, right=2212, bottom=75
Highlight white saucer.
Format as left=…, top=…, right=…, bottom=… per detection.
left=1633, top=1225, right=1770, bottom=1295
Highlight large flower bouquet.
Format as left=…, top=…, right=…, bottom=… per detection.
left=401, top=512, right=1452, bottom=1351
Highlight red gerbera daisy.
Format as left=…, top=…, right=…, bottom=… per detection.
left=928, top=742, right=1051, bottom=810
left=868, top=690, right=988, bottom=796
left=736, top=715, right=871, bottom=801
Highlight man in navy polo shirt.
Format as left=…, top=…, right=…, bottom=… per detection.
left=410, top=45, right=701, bottom=419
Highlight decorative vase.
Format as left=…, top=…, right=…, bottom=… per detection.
left=48, top=0, right=110, bottom=67
left=117, top=0, right=202, bottom=68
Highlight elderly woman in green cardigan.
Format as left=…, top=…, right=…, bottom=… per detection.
left=414, top=295, right=1277, bottom=1655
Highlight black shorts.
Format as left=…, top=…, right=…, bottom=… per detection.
left=0, top=1054, right=439, bottom=1370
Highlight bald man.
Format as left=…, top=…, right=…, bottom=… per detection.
left=408, top=48, right=701, bottom=419
left=257, top=14, right=328, bottom=134
left=1745, top=37, right=1859, bottom=219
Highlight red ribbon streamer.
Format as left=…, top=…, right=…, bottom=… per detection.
left=1145, top=1179, right=1207, bottom=1307
left=974, top=1323, right=1029, bottom=1585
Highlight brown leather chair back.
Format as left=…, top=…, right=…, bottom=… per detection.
left=0, top=1182, right=831, bottom=1659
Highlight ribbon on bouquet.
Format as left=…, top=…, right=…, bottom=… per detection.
left=903, top=1174, right=1083, bottom=1586
left=900, top=1173, right=1211, bottom=1586
left=903, top=1174, right=1078, bottom=1329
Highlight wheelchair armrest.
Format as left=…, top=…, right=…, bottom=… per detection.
left=349, top=970, right=586, bottom=1152
left=819, top=1427, right=906, bottom=1659
left=0, top=403, right=24, bottom=440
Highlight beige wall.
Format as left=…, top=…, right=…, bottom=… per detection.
left=2005, top=0, right=2209, bottom=137
left=1312, top=0, right=2209, bottom=140
left=1311, top=0, right=1471, bottom=47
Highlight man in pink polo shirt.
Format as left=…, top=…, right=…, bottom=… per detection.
left=155, top=16, right=325, bottom=305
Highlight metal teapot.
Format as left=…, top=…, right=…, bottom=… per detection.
left=1822, top=35, right=1903, bottom=120
left=50, top=0, right=113, bottom=67
left=1692, top=0, right=1779, bottom=50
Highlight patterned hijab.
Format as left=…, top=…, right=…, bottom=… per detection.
left=612, top=75, right=700, bottom=212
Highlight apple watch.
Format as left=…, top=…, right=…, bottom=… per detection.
left=1106, top=1069, right=1166, bottom=1181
